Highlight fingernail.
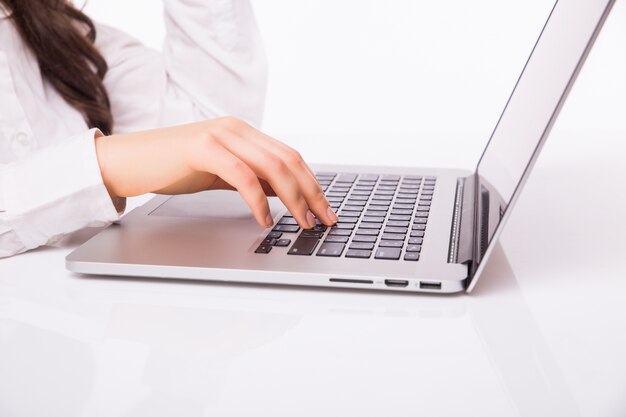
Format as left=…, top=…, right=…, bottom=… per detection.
left=306, top=210, right=316, bottom=228
left=326, top=206, right=338, bottom=224
left=265, top=213, right=274, bottom=228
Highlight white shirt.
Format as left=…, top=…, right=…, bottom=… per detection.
left=0, top=0, right=267, bottom=257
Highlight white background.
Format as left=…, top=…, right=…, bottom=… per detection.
left=83, top=0, right=626, bottom=169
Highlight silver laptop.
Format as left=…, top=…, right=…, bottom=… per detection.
left=66, top=0, right=614, bottom=294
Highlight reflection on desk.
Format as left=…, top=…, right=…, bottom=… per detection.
left=0, top=245, right=583, bottom=417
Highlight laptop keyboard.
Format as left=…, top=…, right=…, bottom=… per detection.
left=255, top=173, right=436, bottom=261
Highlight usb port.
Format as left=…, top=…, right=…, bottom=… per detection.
left=385, top=279, right=409, bottom=288
left=419, top=281, right=442, bottom=290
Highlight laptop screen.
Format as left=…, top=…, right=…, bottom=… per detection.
left=469, top=0, right=614, bottom=283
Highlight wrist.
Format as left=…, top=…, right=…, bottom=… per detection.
left=94, top=131, right=125, bottom=212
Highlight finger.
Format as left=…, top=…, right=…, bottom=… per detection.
left=221, top=120, right=337, bottom=226
left=194, top=140, right=273, bottom=228
left=212, top=127, right=317, bottom=229
left=270, top=145, right=338, bottom=226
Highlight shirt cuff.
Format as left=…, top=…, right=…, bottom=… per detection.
left=0, top=128, right=120, bottom=250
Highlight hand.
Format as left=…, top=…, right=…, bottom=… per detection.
left=94, top=117, right=339, bottom=229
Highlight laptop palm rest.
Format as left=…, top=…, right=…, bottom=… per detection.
left=149, top=190, right=284, bottom=221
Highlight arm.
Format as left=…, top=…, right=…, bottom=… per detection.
left=95, top=118, right=339, bottom=231
left=95, top=0, right=267, bottom=133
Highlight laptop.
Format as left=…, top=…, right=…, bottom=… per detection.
left=66, top=0, right=615, bottom=294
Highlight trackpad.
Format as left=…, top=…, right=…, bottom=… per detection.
left=149, top=190, right=284, bottom=220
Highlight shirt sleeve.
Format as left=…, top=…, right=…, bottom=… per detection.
left=162, top=0, right=268, bottom=126
left=0, top=129, right=120, bottom=258
left=95, top=0, right=267, bottom=132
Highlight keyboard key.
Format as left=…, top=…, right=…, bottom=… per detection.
left=421, top=190, right=434, bottom=195
left=396, top=198, right=416, bottom=204
left=406, top=245, right=422, bottom=252
left=336, top=173, right=358, bottom=183
left=418, top=201, right=431, bottom=206
left=384, top=227, right=408, bottom=235
left=369, top=201, right=391, bottom=207
left=267, top=231, right=282, bottom=239
left=404, top=252, right=419, bottom=261
left=327, top=196, right=344, bottom=203
left=416, top=206, right=430, bottom=212
left=349, top=242, right=375, bottom=250
left=352, top=235, right=377, bottom=243
left=278, top=217, right=298, bottom=225
left=316, top=172, right=336, bottom=178
left=329, top=228, right=352, bottom=236
left=415, top=212, right=429, bottom=218
left=343, top=205, right=364, bottom=212
left=346, top=249, right=372, bottom=259
left=356, top=229, right=379, bottom=236
left=275, top=239, right=291, bottom=247
left=273, top=225, right=300, bottom=233
left=311, top=224, right=328, bottom=232
left=393, top=204, right=414, bottom=210
left=411, top=231, right=425, bottom=237
left=381, top=233, right=405, bottom=241
left=301, top=230, right=325, bottom=238
left=255, top=244, right=272, bottom=254
left=372, top=195, right=393, bottom=201
left=288, top=237, right=320, bottom=255
left=325, top=235, right=349, bottom=243
left=349, top=195, right=369, bottom=201
left=362, top=216, right=385, bottom=223
left=317, top=242, right=346, bottom=257
left=374, top=190, right=394, bottom=196
left=404, top=175, right=422, bottom=180
left=389, top=215, right=411, bottom=221
left=337, top=216, right=359, bottom=223
left=351, top=190, right=371, bottom=196
left=334, top=223, right=355, bottom=230
left=379, top=240, right=403, bottom=248
left=387, top=220, right=409, bottom=228
left=262, top=238, right=277, bottom=245
left=364, top=210, right=387, bottom=217
left=408, top=237, right=423, bottom=244
left=345, top=200, right=366, bottom=206
left=360, top=222, right=382, bottom=230
left=412, top=224, right=426, bottom=231
left=413, top=218, right=428, bottom=224
left=360, top=174, right=380, bottom=181
left=391, top=209, right=412, bottom=215
left=377, top=186, right=396, bottom=191
left=375, top=247, right=401, bottom=260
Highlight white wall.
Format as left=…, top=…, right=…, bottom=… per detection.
left=83, top=0, right=626, bottom=165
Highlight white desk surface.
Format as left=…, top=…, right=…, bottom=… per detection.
left=1, top=130, right=625, bottom=417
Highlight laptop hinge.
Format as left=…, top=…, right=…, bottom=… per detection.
left=448, top=175, right=475, bottom=267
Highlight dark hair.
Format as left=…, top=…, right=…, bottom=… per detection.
left=2, top=0, right=113, bottom=134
